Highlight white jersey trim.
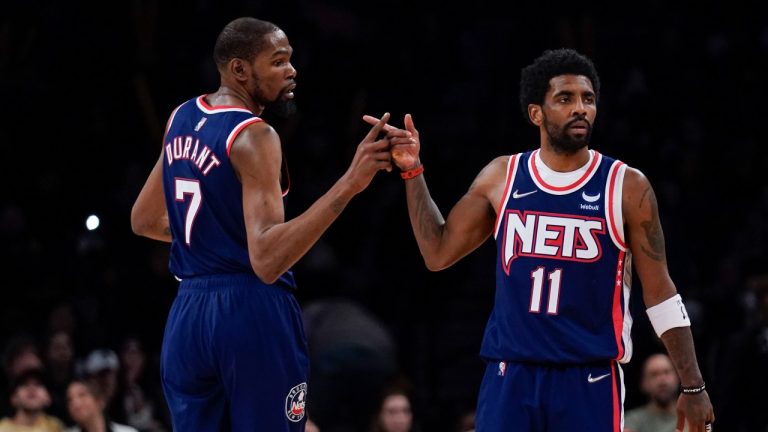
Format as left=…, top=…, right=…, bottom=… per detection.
left=529, top=149, right=602, bottom=195
left=164, top=104, right=183, bottom=138
left=493, top=154, right=521, bottom=239
left=226, top=118, right=264, bottom=156
left=618, top=251, right=633, bottom=364
left=605, top=161, right=627, bottom=251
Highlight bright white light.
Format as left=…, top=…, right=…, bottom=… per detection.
left=86, top=215, right=100, bottom=231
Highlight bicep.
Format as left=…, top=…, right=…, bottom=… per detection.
left=437, top=164, right=501, bottom=266
left=623, top=168, right=677, bottom=305
left=230, top=125, right=285, bottom=235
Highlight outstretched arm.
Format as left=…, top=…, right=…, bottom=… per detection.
left=623, top=167, right=714, bottom=432
left=233, top=114, right=392, bottom=284
left=131, top=152, right=171, bottom=242
left=364, top=114, right=503, bottom=271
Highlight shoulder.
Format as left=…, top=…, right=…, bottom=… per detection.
left=229, top=120, right=281, bottom=161
left=621, top=166, right=655, bottom=207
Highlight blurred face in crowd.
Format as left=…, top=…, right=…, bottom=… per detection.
left=120, top=338, right=145, bottom=382
left=11, top=378, right=51, bottom=413
left=378, top=394, right=412, bottom=432
left=67, top=381, right=103, bottom=424
left=641, top=354, right=680, bottom=407
left=47, top=332, right=74, bottom=369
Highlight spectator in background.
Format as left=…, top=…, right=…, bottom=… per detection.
left=113, top=337, right=166, bottom=431
left=0, top=368, right=65, bottom=432
left=3, top=336, right=44, bottom=382
left=2, top=335, right=45, bottom=418
left=624, top=353, right=681, bottom=432
left=44, top=332, right=75, bottom=425
left=369, top=382, right=417, bottom=432
left=302, top=299, right=397, bottom=431
left=65, top=378, right=136, bottom=432
left=78, top=351, right=119, bottom=419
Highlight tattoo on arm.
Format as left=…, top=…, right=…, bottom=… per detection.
left=330, top=197, right=348, bottom=215
left=163, top=225, right=171, bottom=236
left=413, top=181, right=443, bottom=240
left=638, top=186, right=666, bottom=261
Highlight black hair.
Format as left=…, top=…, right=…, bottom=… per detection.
left=213, top=17, right=280, bottom=69
left=519, top=48, right=601, bottom=123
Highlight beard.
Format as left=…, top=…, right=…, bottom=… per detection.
left=266, top=98, right=297, bottom=119
left=543, top=115, right=592, bottom=154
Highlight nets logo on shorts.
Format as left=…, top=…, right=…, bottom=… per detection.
left=285, top=382, right=307, bottom=422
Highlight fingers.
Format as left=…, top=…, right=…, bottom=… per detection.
left=404, top=113, right=418, bottom=136
left=362, top=114, right=398, bottom=133
left=363, top=112, right=391, bottom=141
left=675, top=410, right=686, bottom=432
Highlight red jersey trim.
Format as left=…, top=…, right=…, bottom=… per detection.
left=196, top=95, right=253, bottom=114
left=493, top=155, right=520, bottom=239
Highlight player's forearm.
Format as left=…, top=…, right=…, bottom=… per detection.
left=247, top=178, right=357, bottom=283
left=404, top=175, right=450, bottom=270
left=659, top=326, right=705, bottom=387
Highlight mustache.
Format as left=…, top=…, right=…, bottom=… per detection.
left=565, top=116, right=591, bottom=129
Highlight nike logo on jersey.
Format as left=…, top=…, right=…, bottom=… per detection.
left=512, top=189, right=537, bottom=199
left=582, top=191, right=601, bottom=202
left=587, top=372, right=611, bottom=383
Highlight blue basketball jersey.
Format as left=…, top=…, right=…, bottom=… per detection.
left=484, top=149, right=632, bottom=364
left=161, top=95, right=295, bottom=287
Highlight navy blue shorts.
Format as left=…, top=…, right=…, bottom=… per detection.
left=160, top=274, right=309, bottom=431
left=476, top=360, right=624, bottom=432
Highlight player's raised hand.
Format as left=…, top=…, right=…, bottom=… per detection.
left=342, top=112, right=392, bottom=195
left=363, top=113, right=421, bottom=171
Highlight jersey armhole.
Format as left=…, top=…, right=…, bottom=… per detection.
left=225, top=117, right=264, bottom=157
left=493, top=154, right=520, bottom=239
left=605, top=161, right=627, bottom=250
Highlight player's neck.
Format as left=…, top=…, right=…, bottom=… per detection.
left=537, top=145, right=591, bottom=172
left=209, top=86, right=264, bottom=115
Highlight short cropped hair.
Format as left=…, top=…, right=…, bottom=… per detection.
left=519, top=48, right=601, bottom=122
left=213, top=17, right=280, bottom=68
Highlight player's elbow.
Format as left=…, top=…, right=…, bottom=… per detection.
left=130, top=207, right=151, bottom=237
left=424, top=256, right=450, bottom=272
left=249, top=257, right=282, bottom=285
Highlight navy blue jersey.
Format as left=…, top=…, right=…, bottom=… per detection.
left=161, top=95, right=295, bottom=288
left=484, top=149, right=632, bottom=364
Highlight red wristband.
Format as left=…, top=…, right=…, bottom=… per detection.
left=400, top=165, right=424, bottom=180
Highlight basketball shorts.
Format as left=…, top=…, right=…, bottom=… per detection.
left=476, top=360, right=624, bottom=432
left=160, top=274, right=309, bottom=432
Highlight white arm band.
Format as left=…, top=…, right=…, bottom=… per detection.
left=646, top=294, right=691, bottom=337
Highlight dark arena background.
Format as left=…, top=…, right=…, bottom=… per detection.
left=1, top=1, right=767, bottom=431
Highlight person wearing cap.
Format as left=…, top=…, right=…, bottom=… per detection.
left=64, top=378, right=136, bottom=432
left=79, top=350, right=119, bottom=417
left=0, top=368, right=65, bottom=432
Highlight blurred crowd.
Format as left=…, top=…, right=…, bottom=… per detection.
left=1, top=1, right=768, bottom=431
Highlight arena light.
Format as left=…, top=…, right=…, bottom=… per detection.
left=85, top=214, right=100, bottom=231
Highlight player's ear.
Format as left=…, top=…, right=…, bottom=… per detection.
left=528, top=104, right=544, bottom=126
left=229, top=58, right=249, bottom=81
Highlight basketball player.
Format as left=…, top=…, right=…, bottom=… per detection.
left=366, top=49, right=714, bottom=431
left=131, top=17, right=392, bottom=431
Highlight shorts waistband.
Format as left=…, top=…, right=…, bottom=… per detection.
left=177, top=273, right=294, bottom=292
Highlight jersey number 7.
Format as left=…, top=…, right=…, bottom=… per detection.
left=175, top=178, right=202, bottom=245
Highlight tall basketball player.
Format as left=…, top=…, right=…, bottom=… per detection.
left=131, top=17, right=392, bottom=431
left=366, top=49, right=714, bottom=432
